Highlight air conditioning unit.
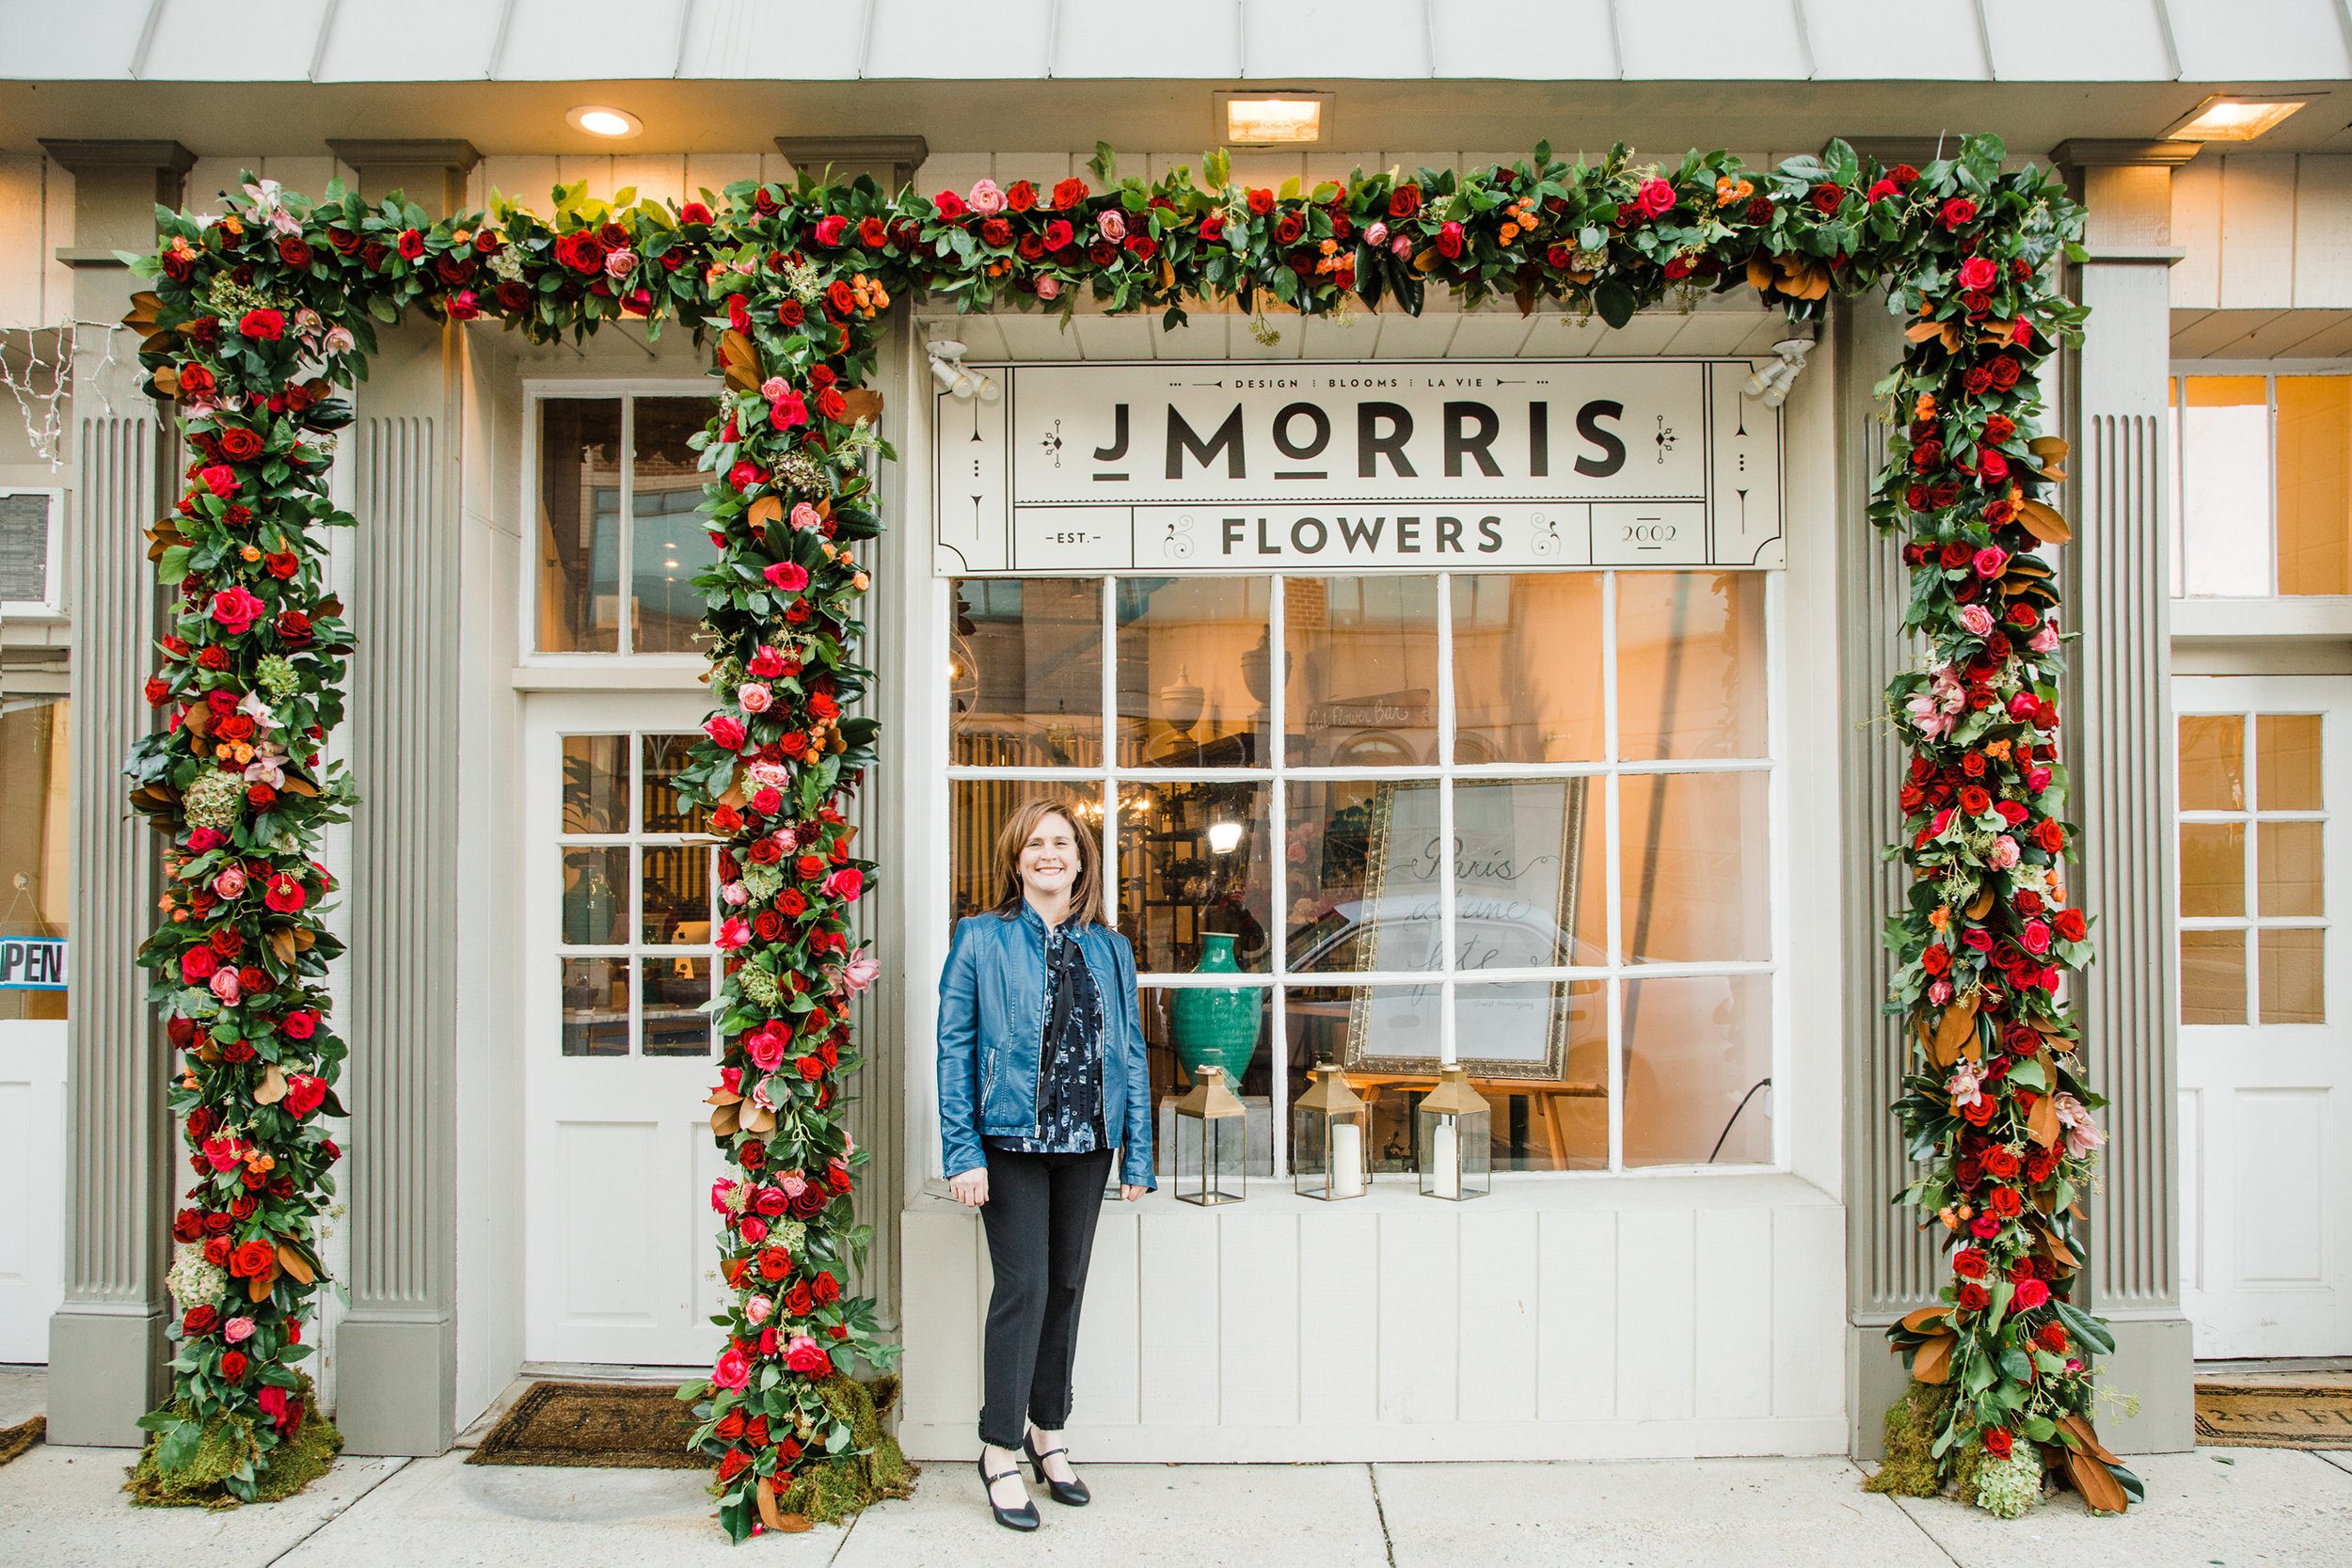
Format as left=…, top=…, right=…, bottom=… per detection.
left=0, top=489, right=62, bottom=617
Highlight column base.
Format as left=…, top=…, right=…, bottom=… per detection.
left=45, top=1306, right=168, bottom=1448
left=1847, top=1309, right=2196, bottom=1460
left=336, top=1311, right=457, bottom=1456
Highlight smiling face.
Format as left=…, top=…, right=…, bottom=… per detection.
left=1017, top=811, right=1083, bottom=907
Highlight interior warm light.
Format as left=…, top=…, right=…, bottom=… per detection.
left=1206, top=820, right=1244, bottom=854
left=1225, top=96, right=1324, bottom=145
left=2168, top=97, right=2305, bottom=142
left=567, top=105, right=643, bottom=139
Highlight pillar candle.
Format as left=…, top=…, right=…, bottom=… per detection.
left=1331, top=1120, right=1365, bottom=1197
left=1429, top=1120, right=1460, bottom=1198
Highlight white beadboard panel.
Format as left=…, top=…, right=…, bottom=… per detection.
left=2291, top=158, right=2352, bottom=310
left=675, top=0, right=865, bottom=80
left=1591, top=314, right=1692, bottom=357
left=1537, top=1208, right=1616, bottom=1421
left=1243, top=0, right=1430, bottom=79
left=1368, top=312, right=1460, bottom=358
left=1294, top=313, right=1379, bottom=360
left=992, top=152, right=1076, bottom=186
left=1136, top=1205, right=1220, bottom=1424
left=316, top=0, right=512, bottom=82
left=1980, top=0, right=2176, bottom=81
left=2217, top=155, right=2299, bottom=312
left=1768, top=1204, right=1845, bottom=1420
left=1299, top=1207, right=1380, bottom=1427
left=1058, top=10, right=1240, bottom=79
left=607, top=156, right=690, bottom=210
left=1694, top=1208, right=1774, bottom=1420
left=1218, top=1212, right=1302, bottom=1426
left=1615, top=1206, right=1696, bottom=1422
left=1069, top=314, right=1161, bottom=361
left=993, top=311, right=1086, bottom=361
left=1804, top=0, right=1992, bottom=79
left=485, top=157, right=565, bottom=214
left=898, top=1208, right=982, bottom=1428
left=897, top=1180, right=1847, bottom=1461
left=2169, top=155, right=2223, bottom=311
left=1443, top=312, right=1540, bottom=358
left=1429, top=2, right=1619, bottom=79
left=1617, top=0, right=1809, bottom=80
left=1152, top=313, right=1236, bottom=359
left=2178, top=1087, right=2202, bottom=1294
left=2169, top=0, right=2352, bottom=81
left=0, top=159, right=46, bottom=330
left=261, top=158, right=341, bottom=203
left=866, top=0, right=1054, bottom=79
left=1664, top=312, right=1778, bottom=356
left=1376, top=1208, right=1460, bottom=1423
left=1457, top=1208, right=1540, bottom=1423
left=914, top=155, right=995, bottom=204
left=1073, top=1209, right=1141, bottom=1424
left=684, top=153, right=764, bottom=203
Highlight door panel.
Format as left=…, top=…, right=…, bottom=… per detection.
left=524, top=692, right=727, bottom=1366
left=2176, top=674, right=2352, bottom=1359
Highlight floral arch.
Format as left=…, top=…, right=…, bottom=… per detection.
left=122, top=135, right=2136, bottom=1531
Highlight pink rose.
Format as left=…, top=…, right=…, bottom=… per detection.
left=1988, top=835, right=2021, bottom=870
left=209, top=968, right=242, bottom=1004
left=1096, top=210, right=1126, bottom=243
left=769, top=390, right=808, bottom=430
left=210, top=587, right=266, bottom=633
left=2029, top=623, right=2059, bottom=654
left=1036, top=276, right=1061, bottom=301
left=740, top=1215, right=767, bottom=1243
left=2013, top=1276, right=2050, bottom=1310
left=603, top=248, right=636, bottom=279
left=1391, top=233, right=1413, bottom=258
left=1972, top=546, right=2008, bottom=579
left=711, top=1345, right=752, bottom=1390
left=225, top=1316, right=255, bottom=1343
left=745, top=1294, right=774, bottom=1325
left=1979, top=450, right=2010, bottom=483
left=1958, top=604, right=1994, bottom=638
left=705, top=714, right=746, bottom=751
left=199, top=464, right=240, bottom=498
left=1634, top=179, right=1677, bottom=218
left=213, top=864, right=247, bottom=899
left=765, top=562, right=810, bottom=593
left=789, top=502, right=821, bottom=532
left=2020, top=919, right=2053, bottom=956
left=822, top=866, right=864, bottom=902
left=745, top=1024, right=787, bottom=1072
left=813, top=214, right=848, bottom=247
left=738, top=682, right=771, bottom=714
left=1365, top=220, right=1389, bottom=246
left=710, top=1177, right=738, bottom=1212
left=716, top=916, right=751, bottom=952
left=967, top=180, right=1007, bottom=217
left=784, top=1335, right=832, bottom=1376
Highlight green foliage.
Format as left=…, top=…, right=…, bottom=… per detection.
left=126, top=1377, right=341, bottom=1509
left=1863, top=1385, right=1950, bottom=1498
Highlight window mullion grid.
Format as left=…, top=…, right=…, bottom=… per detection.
left=2245, top=713, right=2263, bottom=1017
left=628, top=731, right=644, bottom=1056
left=1600, top=570, right=1626, bottom=1175
left=618, top=397, right=637, bottom=657
left=1436, top=572, right=1457, bottom=1069
left=1269, top=573, right=1289, bottom=1180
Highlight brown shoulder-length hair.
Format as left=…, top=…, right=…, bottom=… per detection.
left=991, top=795, right=1107, bottom=927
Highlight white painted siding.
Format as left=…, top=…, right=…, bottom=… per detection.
left=2169, top=153, right=2352, bottom=358
left=0, top=156, right=73, bottom=333
left=898, top=1176, right=1847, bottom=1460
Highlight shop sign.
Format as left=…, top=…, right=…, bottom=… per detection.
left=0, top=936, right=65, bottom=990
left=932, top=358, right=1782, bottom=575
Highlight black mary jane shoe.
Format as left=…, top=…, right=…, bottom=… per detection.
left=977, top=1453, right=1041, bottom=1531
left=1025, top=1431, right=1091, bottom=1506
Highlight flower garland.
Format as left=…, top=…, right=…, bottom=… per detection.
left=122, top=134, right=2124, bottom=1528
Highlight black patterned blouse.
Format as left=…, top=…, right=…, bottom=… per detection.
left=986, top=919, right=1108, bottom=1155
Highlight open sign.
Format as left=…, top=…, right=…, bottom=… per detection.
left=0, top=937, right=66, bottom=990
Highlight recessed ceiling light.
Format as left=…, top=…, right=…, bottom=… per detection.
left=2166, top=96, right=2306, bottom=142
left=567, top=105, right=643, bottom=139
left=1219, top=92, right=1327, bottom=147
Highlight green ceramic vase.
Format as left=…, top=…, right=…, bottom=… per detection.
left=1168, top=932, right=1262, bottom=1086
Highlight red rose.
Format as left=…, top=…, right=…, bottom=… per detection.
left=554, top=230, right=605, bottom=276
left=812, top=1271, right=840, bottom=1304
left=2055, top=909, right=2087, bottom=942
left=1436, top=220, right=1466, bottom=258
left=1006, top=181, right=1037, bottom=213
left=277, top=236, right=312, bottom=269
left=2038, top=1323, right=2069, bottom=1354
left=238, top=309, right=285, bottom=341
left=1808, top=182, right=1845, bottom=215
left=276, top=610, right=313, bottom=646
left=219, top=1350, right=249, bottom=1381
left=1957, top=1282, right=1990, bottom=1311
left=396, top=228, right=426, bottom=261
left=183, top=1305, right=219, bottom=1337
left=1957, top=255, right=1998, bottom=292
left=979, top=216, right=1010, bottom=247
left=1952, top=1249, right=1990, bottom=1279
left=718, top=1449, right=750, bottom=1483
left=1987, top=1186, right=2024, bottom=1218
left=230, top=1239, right=275, bottom=1278
left=1982, top=1426, right=2012, bottom=1459
left=1247, top=188, right=1275, bottom=217
left=1051, top=177, right=1090, bottom=212
left=2034, top=816, right=2065, bottom=853
left=1940, top=197, right=1979, bottom=230
left=785, top=1338, right=832, bottom=1375
left=1388, top=184, right=1422, bottom=219
left=784, top=1282, right=814, bottom=1317
left=931, top=189, right=967, bottom=220
left=758, top=1246, right=791, bottom=1281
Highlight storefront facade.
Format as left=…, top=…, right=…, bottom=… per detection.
left=9, top=3, right=2352, bottom=1470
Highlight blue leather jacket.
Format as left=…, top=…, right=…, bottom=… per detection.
left=936, top=905, right=1155, bottom=1190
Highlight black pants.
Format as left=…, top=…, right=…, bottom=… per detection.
left=977, top=1144, right=1115, bottom=1449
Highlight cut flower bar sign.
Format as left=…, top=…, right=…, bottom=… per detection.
left=121, top=136, right=2130, bottom=1529
left=933, top=356, right=1783, bottom=573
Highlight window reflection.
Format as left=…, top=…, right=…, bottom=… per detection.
left=952, top=578, right=1104, bottom=767
left=632, top=400, right=718, bottom=654
left=1616, top=572, right=1767, bottom=761
left=1618, top=771, right=1771, bottom=963
left=1116, top=577, right=1270, bottom=766
left=1284, top=576, right=1439, bottom=766
left=1452, top=574, right=1603, bottom=763
left=0, top=694, right=69, bottom=1022
left=561, top=957, right=629, bottom=1057
left=1622, top=974, right=1772, bottom=1166
left=537, top=399, right=623, bottom=653
left=1118, top=780, right=1271, bottom=974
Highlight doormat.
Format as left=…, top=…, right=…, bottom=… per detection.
left=2194, top=1383, right=2352, bottom=1449
left=467, top=1381, right=704, bottom=1469
left=0, top=1415, right=41, bottom=1466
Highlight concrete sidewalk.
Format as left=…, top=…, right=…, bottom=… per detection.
left=4, top=1438, right=2349, bottom=1568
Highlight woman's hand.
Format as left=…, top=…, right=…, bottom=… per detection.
left=948, top=1168, right=989, bottom=1208
left=1120, top=1184, right=1148, bottom=1203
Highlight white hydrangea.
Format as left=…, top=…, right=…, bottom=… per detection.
left=1972, top=1449, right=2044, bottom=1518
left=165, top=1242, right=228, bottom=1311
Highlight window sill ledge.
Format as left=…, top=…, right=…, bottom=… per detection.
left=909, top=1166, right=1835, bottom=1216
left=2172, top=597, right=2352, bottom=642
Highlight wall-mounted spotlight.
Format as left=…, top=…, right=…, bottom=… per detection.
left=1742, top=332, right=1815, bottom=408
left=926, top=338, right=1000, bottom=404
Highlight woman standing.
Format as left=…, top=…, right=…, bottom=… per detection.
left=936, top=797, right=1154, bottom=1530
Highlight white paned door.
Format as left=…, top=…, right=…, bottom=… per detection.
left=2175, top=675, right=2352, bottom=1360
left=0, top=1020, right=66, bottom=1361
left=524, top=692, right=730, bottom=1367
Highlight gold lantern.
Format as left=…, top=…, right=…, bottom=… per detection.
left=1417, top=1066, right=1491, bottom=1201
left=1293, top=1058, right=1370, bottom=1200
left=1172, top=1064, right=1248, bottom=1205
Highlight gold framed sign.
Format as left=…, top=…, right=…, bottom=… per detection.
left=1343, top=778, right=1590, bottom=1081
